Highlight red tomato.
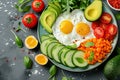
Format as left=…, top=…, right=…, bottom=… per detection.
left=94, top=27, right=104, bottom=38
left=92, top=21, right=100, bottom=30
left=22, top=13, right=38, bottom=28
left=104, top=24, right=117, bottom=40
left=99, top=23, right=107, bottom=30
left=32, top=0, right=45, bottom=12
left=100, top=12, right=112, bottom=24
left=104, top=32, right=114, bottom=41
left=106, top=24, right=118, bottom=36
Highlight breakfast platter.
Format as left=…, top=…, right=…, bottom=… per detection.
left=37, top=1, right=118, bottom=72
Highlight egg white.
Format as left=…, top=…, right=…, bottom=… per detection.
left=52, top=9, right=95, bottom=47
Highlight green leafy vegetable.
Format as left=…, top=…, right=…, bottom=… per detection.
left=24, top=56, right=33, bottom=69
left=49, top=0, right=91, bottom=12
left=85, top=42, right=94, bottom=48
left=18, top=0, right=24, bottom=4
left=88, top=51, right=94, bottom=61
left=11, top=30, right=23, bottom=48
left=49, top=65, right=57, bottom=80
left=115, top=13, right=120, bottom=20
left=15, top=0, right=31, bottom=12
left=16, top=22, right=26, bottom=32
left=49, top=65, right=57, bottom=76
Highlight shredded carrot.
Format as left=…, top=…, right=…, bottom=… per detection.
left=77, top=38, right=112, bottom=64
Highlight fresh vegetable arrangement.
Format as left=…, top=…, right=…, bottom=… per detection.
left=11, top=0, right=120, bottom=80
left=39, top=0, right=118, bottom=68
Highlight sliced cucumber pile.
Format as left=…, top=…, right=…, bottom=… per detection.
left=40, top=35, right=88, bottom=68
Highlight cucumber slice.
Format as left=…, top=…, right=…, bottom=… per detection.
left=40, top=34, right=55, bottom=42
left=64, top=50, right=76, bottom=67
left=59, top=47, right=70, bottom=65
left=72, top=51, right=88, bottom=68
left=47, top=42, right=59, bottom=58
left=51, top=44, right=64, bottom=63
left=40, top=39, right=57, bottom=55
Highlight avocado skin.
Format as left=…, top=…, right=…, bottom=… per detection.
left=104, top=55, right=120, bottom=80
left=84, top=0, right=102, bottom=21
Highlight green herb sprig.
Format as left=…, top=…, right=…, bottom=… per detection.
left=11, top=30, right=23, bottom=48
left=16, top=22, right=26, bottom=32
left=15, top=0, right=31, bottom=13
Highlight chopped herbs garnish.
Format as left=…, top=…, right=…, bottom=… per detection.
left=85, top=42, right=94, bottom=48
left=88, top=51, right=94, bottom=61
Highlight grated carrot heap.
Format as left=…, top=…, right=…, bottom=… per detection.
left=77, top=38, right=112, bottom=64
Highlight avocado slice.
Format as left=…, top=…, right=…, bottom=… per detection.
left=40, top=10, right=56, bottom=33
left=47, top=6, right=58, bottom=17
left=84, top=0, right=102, bottom=21
left=54, top=2, right=62, bottom=11
left=48, top=3, right=61, bottom=15
left=104, top=55, right=120, bottom=80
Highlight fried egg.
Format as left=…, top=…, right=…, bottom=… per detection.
left=52, top=9, right=95, bottom=47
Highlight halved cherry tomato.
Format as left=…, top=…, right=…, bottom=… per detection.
left=100, top=12, right=112, bottom=24
left=104, top=32, right=114, bottom=41
left=32, top=0, right=45, bottom=13
left=106, top=24, right=118, bottom=36
left=94, top=27, right=104, bottom=38
left=22, top=13, right=38, bottom=28
left=99, top=23, right=107, bottom=30
left=92, top=21, right=100, bottom=30
left=104, top=24, right=117, bottom=41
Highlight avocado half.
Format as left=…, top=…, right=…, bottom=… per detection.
left=84, top=0, right=102, bottom=21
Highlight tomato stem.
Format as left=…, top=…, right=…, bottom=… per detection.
left=26, top=17, right=32, bottom=23
left=35, top=2, right=41, bottom=8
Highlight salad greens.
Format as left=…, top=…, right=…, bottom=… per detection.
left=49, top=0, right=91, bottom=12
left=15, top=0, right=31, bottom=13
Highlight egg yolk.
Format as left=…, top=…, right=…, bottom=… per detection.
left=76, top=22, right=90, bottom=36
left=60, top=20, right=73, bottom=34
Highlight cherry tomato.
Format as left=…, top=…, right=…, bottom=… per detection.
left=104, top=24, right=117, bottom=40
left=32, top=0, right=45, bottom=13
left=92, top=21, right=100, bottom=30
left=94, top=27, right=104, bottom=38
left=104, top=32, right=114, bottom=41
left=99, top=23, right=107, bottom=30
left=100, top=12, right=112, bottom=24
left=22, top=13, right=38, bottom=28
left=106, top=24, right=118, bottom=36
